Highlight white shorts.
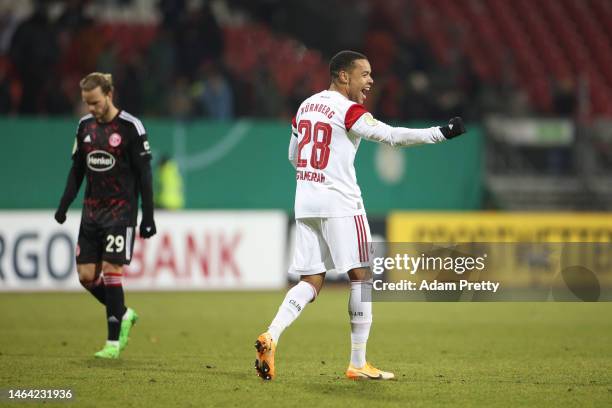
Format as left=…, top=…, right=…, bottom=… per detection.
left=290, top=215, right=373, bottom=275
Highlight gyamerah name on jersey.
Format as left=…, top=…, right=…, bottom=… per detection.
left=296, top=170, right=326, bottom=183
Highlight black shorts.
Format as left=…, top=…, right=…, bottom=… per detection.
left=76, top=223, right=136, bottom=265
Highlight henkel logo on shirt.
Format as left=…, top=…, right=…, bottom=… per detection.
left=109, top=133, right=122, bottom=147
left=87, top=150, right=116, bottom=172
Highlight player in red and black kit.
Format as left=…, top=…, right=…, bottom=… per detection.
left=54, top=72, right=156, bottom=359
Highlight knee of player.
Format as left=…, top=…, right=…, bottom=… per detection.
left=299, top=276, right=325, bottom=299
left=310, top=282, right=324, bottom=297
left=78, top=276, right=96, bottom=289
left=77, top=265, right=98, bottom=288
left=348, top=267, right=372, bottom=282
left=102, top=261, right=123, bottom=275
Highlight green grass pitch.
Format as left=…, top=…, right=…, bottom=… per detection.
left=1, top=290, right=611, bottom=407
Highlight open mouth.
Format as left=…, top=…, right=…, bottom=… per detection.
left=361, top=87, right=370, bottom=101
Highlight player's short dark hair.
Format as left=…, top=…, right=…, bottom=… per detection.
left=80, top=72, right=114, bottom=95
left=329, top=50, right=368, bottom=80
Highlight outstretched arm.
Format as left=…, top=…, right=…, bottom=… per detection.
left=346, top=104, right=466, bottom=146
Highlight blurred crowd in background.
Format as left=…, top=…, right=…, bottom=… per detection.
left=1, top=0, right=610, bottom=121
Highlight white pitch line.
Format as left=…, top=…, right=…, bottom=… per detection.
left=176, top=120, right=251, bottom=172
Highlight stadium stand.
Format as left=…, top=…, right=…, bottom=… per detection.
left=413, top=0, right=612, bottom=117
left=1, top=0, right=610, bottom=119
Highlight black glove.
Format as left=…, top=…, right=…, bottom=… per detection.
left=139, top=217, right=157, bottom=239
left=54, top=209, right=67, bottom=224
left=439, top=116, right=466, bottom=139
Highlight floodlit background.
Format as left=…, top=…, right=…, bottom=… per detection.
left=1, top=0, right=611, bottom=288
left=0, top=1, right=611, bottom=406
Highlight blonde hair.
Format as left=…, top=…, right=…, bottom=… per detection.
left=80, top=72, right=114, bottom=94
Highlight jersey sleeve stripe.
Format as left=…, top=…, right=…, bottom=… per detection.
left=344, top=104, right=368, bottom=131
left=119, top=111, right=146, bottom=136
left=291, top=115, right=298, bottom=137
left=76, top=114, right=93, bottom=134
left=79, top=114, right=93, bottom=124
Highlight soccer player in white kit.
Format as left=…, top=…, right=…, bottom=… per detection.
left=255, top=50, right=466, bottom=380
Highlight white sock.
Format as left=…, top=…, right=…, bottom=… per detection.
left=106, top=340, right=120, bottom=347
left=268, top=281, right=316, bottom=343
left=349, top=280, right=372, bottom=368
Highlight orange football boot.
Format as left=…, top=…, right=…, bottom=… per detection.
left=346, top=362, right=395, bottom=380
left=254, top=332, right=276, bottom=380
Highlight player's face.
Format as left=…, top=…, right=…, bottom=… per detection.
left=82, top=87, right=111, bottom=121
left=347, top=59, right=373, bottom=104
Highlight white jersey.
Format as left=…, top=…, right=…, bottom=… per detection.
left=289, top=90, right=447, bottom=219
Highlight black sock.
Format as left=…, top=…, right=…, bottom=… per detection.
left=103, top=274, right=127, bottom=342
left=86, top=281, right=106, bottom=305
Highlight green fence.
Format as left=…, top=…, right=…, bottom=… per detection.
left=0, top=117, right=482, bottom=214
